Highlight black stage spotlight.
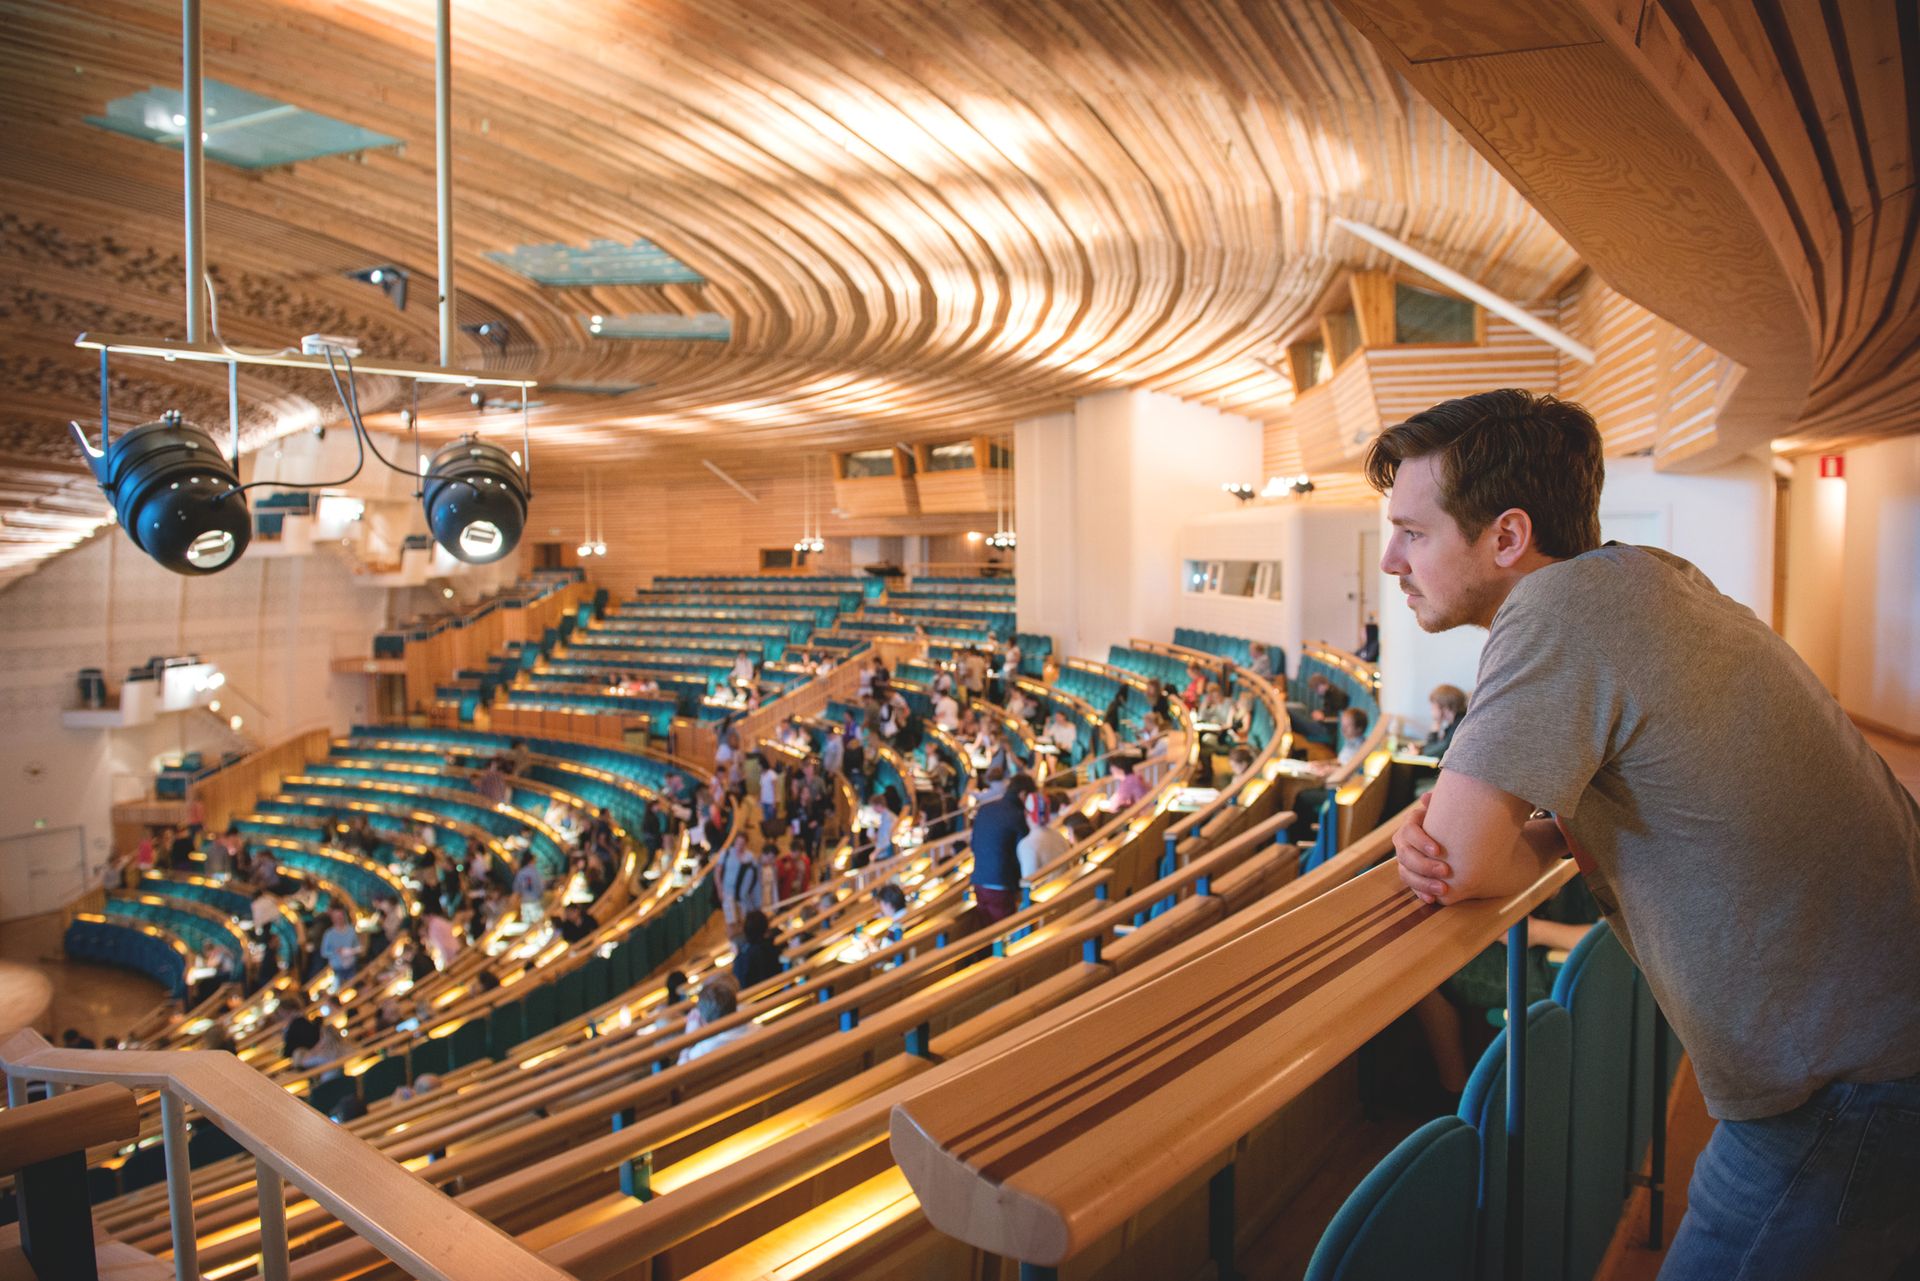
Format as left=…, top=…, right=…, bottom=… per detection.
left=421, top=435, right=528, bottom=564
left=346, top=265, right=408, bottom=310
left=72, top=411, right=251, bottom=574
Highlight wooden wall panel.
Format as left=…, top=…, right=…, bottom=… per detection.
left=527, top=456, right=985, bottom=593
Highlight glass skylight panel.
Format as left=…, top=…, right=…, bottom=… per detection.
left=86, top=80, right=400, bottom=169
left=489, top=239, right=705, bottom=286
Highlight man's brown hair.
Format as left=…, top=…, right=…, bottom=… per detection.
left=1364, top=389, right=1604, bottom=559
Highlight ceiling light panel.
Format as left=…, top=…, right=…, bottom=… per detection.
left=488, top=238, right=705, bottom=286
left=86, top=80, right=400, bottom=169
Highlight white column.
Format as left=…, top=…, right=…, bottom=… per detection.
left=1837, top=437, right=1920, bottom=735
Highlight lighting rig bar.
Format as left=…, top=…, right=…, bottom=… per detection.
left=73, top=334, right=538, bottom=388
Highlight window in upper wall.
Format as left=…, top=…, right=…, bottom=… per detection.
left=1219, top=561, right=1259, bottom=598
left=1324, top=310, right=1361, bottom=366
left=987, top=441, right=1011, bottom=468
left=1394, top=284, right=1477, bottom=344
left=1291, top=337, right=1331, bottom=390
left=926, top=443, right=976, bottom=472
left=1183, top=559, right=1281, bottom=599
left=843, top=449, right=896, bottom=479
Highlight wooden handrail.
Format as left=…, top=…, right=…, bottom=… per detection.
left=890, top=855, right=1576, bottom=1266
left=187, top=723, right=334, bottom=833
left=0, top=1031, right=574, bottom=1281
left=0, top=1083, right=140, bottom=1175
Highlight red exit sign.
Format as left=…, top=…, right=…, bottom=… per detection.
left=1819, top=454, right=1846, bottom=478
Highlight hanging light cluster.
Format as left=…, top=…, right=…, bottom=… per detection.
left=75, top=349, right=533, bottom=573
left=73, top=0, right=536, bottom=576
left=793, top=454, right=825, bottom=555
left=576, top=470, right=608, bottom=557
left=984, top=432, right=1016, bottom=551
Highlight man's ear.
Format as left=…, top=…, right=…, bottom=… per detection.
left=1488, top=507, right=1535, bottom=568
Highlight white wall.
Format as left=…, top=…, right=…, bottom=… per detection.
left=1598, top=454, right=1775, bottom=617
left=1783, top=454, right=1847, bottom=691
left=1377, top=453, right=1777, bottom=724
left=1176, top=502, right=1377, bottom=674
left=1018, top=391, right=1262, bottom=660
left=0, top=534, right=389, bottom=873
left=1836, top=437, right=1920, bottom=736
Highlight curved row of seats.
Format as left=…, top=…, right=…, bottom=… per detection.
left=78, top=637, right=1244, bottom=1275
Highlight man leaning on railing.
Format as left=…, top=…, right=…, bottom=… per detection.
left=1370, top=389, right=1920, bottom=1281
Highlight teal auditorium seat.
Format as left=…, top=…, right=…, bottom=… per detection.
left=1458, top=1000, right=1572, bottom=1281
left=1305, top=1116, right=1480, bottom=1281
left=1551, top=923, right=1641, bottom=1281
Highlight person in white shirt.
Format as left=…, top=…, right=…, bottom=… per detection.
left=250, top=888, right=282, bottom=934
left=1017, top=799, right=1071, bottom=881
left=1045, top=711, right=1078, bottom=754
left=679, top=981, right=753, bottom=1064
left=933, top=689, right=961, bottom=731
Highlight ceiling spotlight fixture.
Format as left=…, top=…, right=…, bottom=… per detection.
left=1221, top=481, right=1256, bottom=503
left=460, top=319, right=510, bottom=355
left=422, top=435, right=529, bottom=564
left=346, top=265, right=409, bottom=311
left=468, top=389, right=486, bottom=410
left=985, top=530, right=1017, bottom=550
left=1292, top=474, right=1315, bottom=496
left=229, top=714, right=244, bottom=731
left=71, top=411, right=251, bottom=575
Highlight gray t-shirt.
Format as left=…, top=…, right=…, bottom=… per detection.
left=1444, top=544, right=1920, bottom=1121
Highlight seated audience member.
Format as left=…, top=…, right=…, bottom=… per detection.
left=1133, top=711, right=1169, bottom=753
left=557, top=902, right=594, bottom=944
left=1017, top=792, right=1071, bottom=881
left=969, top=772, right=1035, bottom=924
left=511, top=853, right=546, bottom=919
left=731, top=910, right=783, bottom=987
left=62, top=1027, right=97, bottom=1050
left=1103, top=686, right=1130, bottom=736
left=1106, top=756, right=1148, bottom=811
left=1143, top=678, right=1172, bottom=719
left=1354, top=620, right=1380, bottom=664
left=250, top=886, right=283, bottom=936
left=679, top=981, right=752, bottom=1064
left=1045, top=711, right=1078, bottom=755
left=505, top=738, right=532, bottom=777
left=1287, top=708, right=1372, bottom=843
left=286, top=1017, right=359, bottom=1084
left=1419, top=684, right=1468, bottom=759
left=1304, top=673, right=1349, bottom=731
left=1248, top=642, right=1276, bottom=680
left=1197, top=682, right=1235, bottom=727
left=873, top=884, right=911, bottom=941
left=475, top=761, right=509, bottom=804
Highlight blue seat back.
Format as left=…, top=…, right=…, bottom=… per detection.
left=1305, top=1115, right=1479, bottom=1281
left=1550, top=922, right=1638, bottom=1281
left=1458, top=1000, right=1572, bottom=1281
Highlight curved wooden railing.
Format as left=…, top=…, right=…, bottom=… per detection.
left=0, top=1030, right=574, bottom=1281
left=890, top=852, right=1575, bottom=1267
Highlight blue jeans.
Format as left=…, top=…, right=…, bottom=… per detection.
left=1660, top=1071, right=1920, bottom=1281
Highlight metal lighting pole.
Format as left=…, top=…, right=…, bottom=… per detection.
left=183, top=0, right=206, bottom=343
left=435, top=0, right=455, bottom=367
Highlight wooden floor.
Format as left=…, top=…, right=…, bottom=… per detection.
left=0, top=910, right=166, bottom=1047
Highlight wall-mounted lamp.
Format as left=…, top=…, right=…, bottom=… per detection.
left=1221, top=482, right=1256, bottom=503
left=346, top=265, right=408, bottom=311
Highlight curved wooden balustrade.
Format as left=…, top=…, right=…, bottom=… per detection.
left=890, top=855, right=1576, bottom=1266
left=0, top=1031, right=575, bottom=1281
